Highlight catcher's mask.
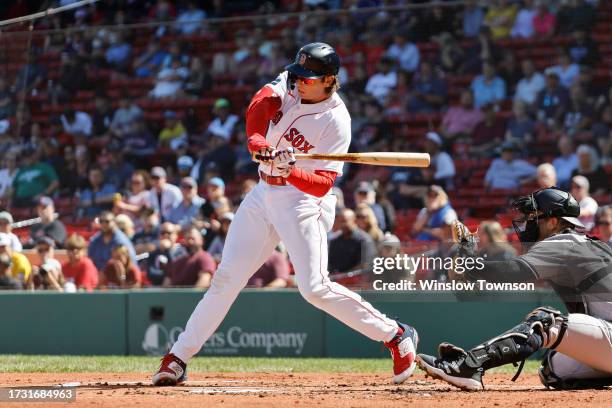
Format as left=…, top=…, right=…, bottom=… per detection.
left=511, top=187, right=583, bottom=243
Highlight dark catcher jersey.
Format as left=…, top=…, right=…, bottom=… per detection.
left=518, top=231, right=612, bottom=321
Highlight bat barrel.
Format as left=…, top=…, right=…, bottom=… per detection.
left=294, top=152, right=430, bottom=168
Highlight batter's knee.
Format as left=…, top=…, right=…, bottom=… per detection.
left=206, top=267, right=245, bottom=296
left=297, top=282, right=329, bottom=307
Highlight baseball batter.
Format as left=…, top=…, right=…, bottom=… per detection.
left=417, top=187, right=612, bottom=390
left=153, top=43, right=418, bottom=386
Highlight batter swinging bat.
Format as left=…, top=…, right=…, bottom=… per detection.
left=294, top=152, right=430, bottom=168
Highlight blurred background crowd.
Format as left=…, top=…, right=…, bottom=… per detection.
left=0, top=0, right=610, bottom=292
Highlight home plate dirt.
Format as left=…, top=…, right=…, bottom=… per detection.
left=2, top=372, right=610, bottom=407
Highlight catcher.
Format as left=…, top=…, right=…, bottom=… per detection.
left=417, top=187, right=612, bottom=390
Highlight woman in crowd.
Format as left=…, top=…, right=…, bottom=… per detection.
left=100, top=245, right=142, bottom=289
left=476, top=220, right=517, bottom=261
left=355, top=203, right=384, bottom=244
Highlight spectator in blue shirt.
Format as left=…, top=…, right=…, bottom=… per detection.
left=463, top=0, right=485, bottom=38
left=167, top=177, right=205, bottom=228
left=484, top=141, right=537, bottom=190
left=471, top=61, right=506, bottom=108
left=79, top=166, right=118, bottom=219
left=88, top=211, right=137, bottom=271
left=175, top=1, right=207, bottom=35
left=407, top=61, right=448, bottom=112
left=105, top=31, right=131, bottom=70
left=412, top=185, right=458, bottom=242
left=133, top=41, right=168, bottom=78
left=552, top=135, right=578, bottom=189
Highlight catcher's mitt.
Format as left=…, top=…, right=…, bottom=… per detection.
left=451, top=220, right=479, bottom=244
left=450, top=220, right=479, bottom=278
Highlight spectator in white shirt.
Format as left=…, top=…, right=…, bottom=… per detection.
left=61, top=108, right=92, bottom=138
left=510, top=0, right=536, bottom=38
left=175, top=1, right=206, bottom=35
left=386, top=33, right=420, bottom=73
left=0, top=211, right=22, bottom=252
left=570, top=175, right=598, bottom=231
left=536, top=163, right=557, bottom=189
left=205, top=98, right=239, bottom=142
left=545, top=50, right=580, bottom=89
left=149, top=166, right=182, bottom=222
left=424, top=132, right=455, bottom=187
left=150, top=58, right=190, bottom=99
left=552, top=135, right=578, bottom=188
left=365, top=57, right=397, bottom=104
left=514, top=59, right=545, bottom=106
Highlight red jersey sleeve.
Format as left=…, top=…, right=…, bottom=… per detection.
left=246, top=86, right=282, bottom=153
left=286, top=169, right=337, bottom=197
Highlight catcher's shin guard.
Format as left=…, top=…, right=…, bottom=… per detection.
left=419, top=306, right=567, bottom=390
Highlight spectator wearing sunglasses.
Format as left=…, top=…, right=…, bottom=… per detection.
left=88, top=211, right=137, bottom=271
left=167, top=177, right=205, bottom=228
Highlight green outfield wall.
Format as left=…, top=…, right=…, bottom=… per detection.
left=0, top=290, right=565, bottom=357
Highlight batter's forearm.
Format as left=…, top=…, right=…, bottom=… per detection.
left=286, top=168, right=337, bottom=197
left=246, top=86, right=282, bottom=152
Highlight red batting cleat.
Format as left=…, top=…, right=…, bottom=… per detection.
left=152, top=353, right=187, bottom=386
left=384, top=321, right=419, bottom=384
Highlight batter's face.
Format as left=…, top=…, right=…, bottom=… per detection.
left=296, top=75, right=335, bottom=103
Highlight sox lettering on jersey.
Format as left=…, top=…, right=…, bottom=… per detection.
left=282, top=127, right=315, bottom=153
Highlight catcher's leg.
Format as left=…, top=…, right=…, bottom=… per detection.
left=417, top=306, right=567, bottom=391
left=539, top=313, right=612, bottom=389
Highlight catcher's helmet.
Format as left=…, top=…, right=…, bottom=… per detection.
left=285, top=42, right=340, bottom=78
left=512, top=187, right=584, bottom=228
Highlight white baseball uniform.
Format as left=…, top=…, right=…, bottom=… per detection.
left=170, top=72, right=399, bottom=362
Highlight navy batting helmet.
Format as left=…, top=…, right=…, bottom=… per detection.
left=285, top=42, right=340, bottom=78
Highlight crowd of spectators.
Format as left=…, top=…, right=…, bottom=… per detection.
left=0, top=0, right=610, bottom=291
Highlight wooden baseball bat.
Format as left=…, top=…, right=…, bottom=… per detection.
left=294, top=152, right=430, bottom=168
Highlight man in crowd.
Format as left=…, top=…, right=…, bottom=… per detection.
left=423, top=132, right=455, bottom=188
left=149, top=166, right=182, bottom=222
left=570, top=175, right=599, bottom=231
left=167, top=177, right=205, bottom=228
left=514, top=59, right=545, bottom=106
left=28, top=236, right=64, bottom=291
left=552, top=135, right=578, bottom=189
left=163, top=226, right=216, bottom=288
left=471, top=61, right=506, bottom=108
left=29, top=196, right=67, bottom=248
left=328, top=209, right=377, bottom=275
left=0, top=211, right=22, bottom=251
left=484, top=141, right=537, bottom=190
left=88, top=211, right=137, bottom=271
left=11, top=145, right=59, bottom=207
left=79, top=166, right=118, bottom=219
left=536, top=163, right=557, bottom=189
left=146, top=222, right=187, bottom=286
left=440, top=90, right=484, bottom=140
left=247, top=246, right=291, bottom=288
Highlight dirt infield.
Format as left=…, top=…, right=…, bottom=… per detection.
left=2, top=372, right=610, bottom=407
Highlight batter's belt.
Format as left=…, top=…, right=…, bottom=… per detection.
left=260, top=171, right=287, bottom=186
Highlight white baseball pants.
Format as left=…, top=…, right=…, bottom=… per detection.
left=171, top=181, right=399, bottom=362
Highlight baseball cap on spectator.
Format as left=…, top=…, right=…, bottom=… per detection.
left=38, top=196, right=54, bottom=208
left=356, top=181, right=374, bottom=194
left=208, top=177, right=225, bottom=188
left=177, top=155, right=194, bottom=169
left=380, top=232, right=401, bottom=247
left=36, top=236, right=55, bottom=248
left=0, top=211, right=13, bottom=224
left=571, top=175, right=590, bottom=191
left=214, top=98, right=230, bottom=110
left=163, top=110, right=178, bottom=120
left=151, top=166, right=167, bottom=179
left=0, top=233, right=11, bottom=247
left=181, top=177, right=197, bottom=189
left=500, top=140, right=520, bottom=153
left=425, top=132, right=443, bottom=146
left=220, top=212, right=235, bottom=222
